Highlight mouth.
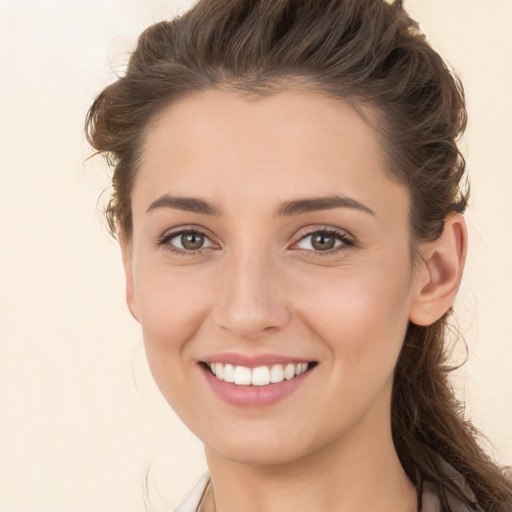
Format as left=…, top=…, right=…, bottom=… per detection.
left=201, top=361, right=317, bottom=387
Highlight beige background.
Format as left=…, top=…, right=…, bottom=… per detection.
left=0, top=0, right=510, bottom=511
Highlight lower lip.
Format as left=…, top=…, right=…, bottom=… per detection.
left=201, top=365, right=313, bottom=407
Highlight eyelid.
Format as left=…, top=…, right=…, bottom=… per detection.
left=169, top=231, right=214, bottom=250
left=290, top=226, right=355, bottom=254
left=156, top=225, right=219, bottom=254
left=155, top=224, right=355, bottom=256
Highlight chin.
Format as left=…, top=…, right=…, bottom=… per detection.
left=214, top=442, right=304, bottom=467
left=203, top=424, right=327, bottom=468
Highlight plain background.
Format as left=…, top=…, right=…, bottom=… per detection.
left=0, top=0, right=511, bottom=511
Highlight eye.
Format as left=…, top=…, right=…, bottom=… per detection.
left=159, top=229, right=214, bottom=253
left=294, top=229, right=353, bottom=253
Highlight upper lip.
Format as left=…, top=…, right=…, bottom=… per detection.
left=200, top=352, right=315, bottom=368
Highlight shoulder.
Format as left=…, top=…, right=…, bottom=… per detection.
left=422, top=481, right=475, bottom=512
left=421, top=458, right=483, bottom=512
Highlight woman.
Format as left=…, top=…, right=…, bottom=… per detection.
left=85, top=0, right=512, bottom=510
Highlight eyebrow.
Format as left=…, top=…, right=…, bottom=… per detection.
left=146, top=195, right=221, bottom=215
left=146, top=193, right=375, bottom=217
left=275, top=195, right=375, bottom=217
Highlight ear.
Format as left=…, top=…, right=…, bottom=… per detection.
left=409, top=213, right=467, bottom=326
left=118, top=228, right=140, bottom=323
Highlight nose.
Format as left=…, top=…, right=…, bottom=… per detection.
left=212, top=248, right=291, bottom=341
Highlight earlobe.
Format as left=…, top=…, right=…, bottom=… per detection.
left=409, top=213, right=467, bottom=326
left=118, top=228, right=140, bottom=323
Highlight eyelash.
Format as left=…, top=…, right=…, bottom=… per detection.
left=156, top=227, right=355, bottom=257
left=156, top=229, right=214, bottom=256
left=293, top=228, right=355, bottom=256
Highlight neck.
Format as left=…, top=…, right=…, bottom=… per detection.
left=202, top=407, right=417, bottom=512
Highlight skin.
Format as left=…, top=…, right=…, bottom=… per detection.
left=120, top=88, right=466, bottom=512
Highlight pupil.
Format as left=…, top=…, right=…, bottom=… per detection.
left=182, top=232, right=204, bottom=250
left=312, top=233, right=335, bottom=250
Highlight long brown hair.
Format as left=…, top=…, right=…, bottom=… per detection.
left=85, top=0, right=512, bottom=509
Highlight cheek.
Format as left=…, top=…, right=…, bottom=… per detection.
left=293, top=271, right=410, bottom=434
left=295, top=264, right=412, bottom=375
left=132, top=262, right=213, bottom=372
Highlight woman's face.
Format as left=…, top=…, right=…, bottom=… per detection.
left=123, top=88, right=423, bottom=466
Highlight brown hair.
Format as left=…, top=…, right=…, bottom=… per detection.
left=86, top=0, right=512, bottom=509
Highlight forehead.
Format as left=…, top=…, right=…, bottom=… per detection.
left=134, top=88, right=408, bottom=219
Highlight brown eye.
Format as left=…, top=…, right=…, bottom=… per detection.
left=181, top=232, right=205, bottom=250
left=166, top=230, right=213, bottom=252
left=295, top=229, right=350, bottom=253
left=311, top=232, right=336, bottom=250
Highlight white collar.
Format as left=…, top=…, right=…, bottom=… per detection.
left=174, top=472, right=210, bottom=512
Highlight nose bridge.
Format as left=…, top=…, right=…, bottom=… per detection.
left=213, top=238, right=289, bottom=340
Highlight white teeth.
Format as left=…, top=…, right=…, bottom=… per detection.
left=284, top=363, right=296, bottom=380
left=224, top=364, right=235, bottom=383
left=207, top=362, right=310, bottom=386
left=270, top=364, right=285, bottom=383
left=251, top=366, right=271, bottom=386
left=234, top=365, right=252, bottom=385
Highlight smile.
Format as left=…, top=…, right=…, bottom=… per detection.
left=205, top=362, right=310, bottom=386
